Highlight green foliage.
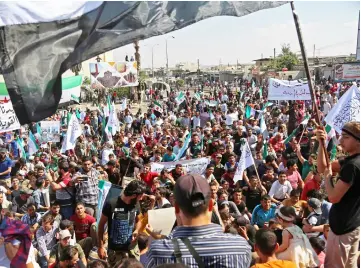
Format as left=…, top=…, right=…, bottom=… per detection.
left=176, top=79, right=185, bottom=87
left=113, top=87, right=131, bottom=98
left=139, top=71, right=149, bottom=81
left=82, top=76, right=90, bottom=85
left=275, top=44, right=299, bottom=71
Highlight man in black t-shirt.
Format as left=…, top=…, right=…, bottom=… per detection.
left=316, top=121, right=360, bottom=268
left=97, top=180, right=148, bottom=266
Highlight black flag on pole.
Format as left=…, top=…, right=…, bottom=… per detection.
left=0, top=1, right=286, bottom=124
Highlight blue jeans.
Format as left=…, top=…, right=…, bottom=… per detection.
left=38, top=256, right=48, bottom=268
left=60, top=205, right=74, bottom=220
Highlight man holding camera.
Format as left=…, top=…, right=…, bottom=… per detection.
left=48, top=161, right=75, bottom=220
left=73, top=156, right=99, bottom=217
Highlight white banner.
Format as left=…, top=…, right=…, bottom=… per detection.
left=0, top=101, right=21, bottom=133
left=335, top=64, right=360, bottom=81
left=60, top=113, right=82, bottom=152
left=268, top=78, right=311, bottom=100
left=234, top=141, right=255, bottom=182
left=151, top=157, right=210, bottom=175
left=40, top=121, right=61, bottom=142
left=324, top=85, right=360, bottom=133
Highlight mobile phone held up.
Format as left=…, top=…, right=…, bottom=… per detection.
left=78, top=176, right=89, bottom=182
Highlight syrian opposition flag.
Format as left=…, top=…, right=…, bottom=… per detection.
left=28, top=130, right=39, bottom=156
left=16, top=138, right=27, bottom=159
left=0, top=2, right=285, bottom=125
left=245, top=105, right=256, bottom=119
left=175, top=131, right=192, bottom=161
left=194, top=92, right=201, bottom=101
left=175, top=92, right=186, bottom=105
left=283, top=127, right=300, bottom=144
left=153, top=101, right=163, bottom=117
left=300, top=115, right=310, bottom=125
left=259, top=114, right=269, bottom=140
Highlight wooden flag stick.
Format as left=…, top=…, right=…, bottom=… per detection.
left=290, top=2, right=329, bottom=166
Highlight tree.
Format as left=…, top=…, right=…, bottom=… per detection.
left=176, top=79, right=185, bottom=88
left=276, top=44, right=299, bottom=71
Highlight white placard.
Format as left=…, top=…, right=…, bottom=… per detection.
left=268, top=78, right=311, bottom=100
left=40, top=121, right=61, bottom=142
left=0, top=101, right=21, bottom=133
left=148, top=207, right=176, bottom=236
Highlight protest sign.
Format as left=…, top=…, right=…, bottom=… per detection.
left=334, top=63, right=360, bottom=81
left=0, top=101, right=21, bottom=133
left=324, top=85, right=360, bottom=133
left=148, top=208, right=176, bottom=236
left=268, top=78, right=311, bottom=100
left=90, top=61, right=138, bottom=89
left=151, top=157, right=210, bottom=175
left=40, top=121, right=61, bottom=142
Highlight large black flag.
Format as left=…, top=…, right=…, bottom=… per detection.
left=0, top=1, right=286, bottom=124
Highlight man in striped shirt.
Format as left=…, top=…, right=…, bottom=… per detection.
left=147, top=174, right=251, bottom=268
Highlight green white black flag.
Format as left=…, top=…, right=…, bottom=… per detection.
left=0, top=1, right=286, bottom=124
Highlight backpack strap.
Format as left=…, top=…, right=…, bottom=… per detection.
left=171, top=237, right=206, bottom=268
left=171, top=238, right=182, bottom=264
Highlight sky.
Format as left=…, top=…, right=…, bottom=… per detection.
left=113, top=1, right=360, bottom=68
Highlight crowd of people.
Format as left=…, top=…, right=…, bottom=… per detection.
left=0, top=78, right=359, bottom=268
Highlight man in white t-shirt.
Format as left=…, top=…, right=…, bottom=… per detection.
left=323, top=101, right=331, bottom=116
left=268, top=171, right=292, bottom=204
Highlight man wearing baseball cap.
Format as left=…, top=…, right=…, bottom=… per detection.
left=48, top=229, right=87, bottom=267
left=147, top=174, right=251, bottom=267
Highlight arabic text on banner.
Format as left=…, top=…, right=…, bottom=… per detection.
left=151, top=157, right=210, bottom=175
left=268, top=78, right=311, bottom=100
left=324, top=85, right=360, bottom=133
left=0, top=102, right=21, bottom=133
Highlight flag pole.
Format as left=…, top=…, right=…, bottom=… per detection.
left=290, top=2, right=329, bottom=166
left=298, top=127, right=306, bottom=143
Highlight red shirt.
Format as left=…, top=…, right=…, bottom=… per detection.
left=269, top=137, right=283, bottom=152
left=70, top=214, right=96, bottom=241
left=134, top=141, right=143, bottom=156
left=301, top=179, right=321, bottom=200
left=140, top=172, right=159, bottom=187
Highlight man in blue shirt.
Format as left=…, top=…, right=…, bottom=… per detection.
left=162, top=146, right=176, bottom=162
left=251, top=194, right=277, bottom=229
left=0, top=147, right=12, bottom=187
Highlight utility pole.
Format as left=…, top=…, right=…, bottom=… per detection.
left=274, top=48, right=276, bottom=59
left=313, top=44, right=316, bottom=58
left=151, top=44, right=159, bottom=78
left=152, top=47, right=154, bottom=78
left=165, top=36, right=175, bottom=82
